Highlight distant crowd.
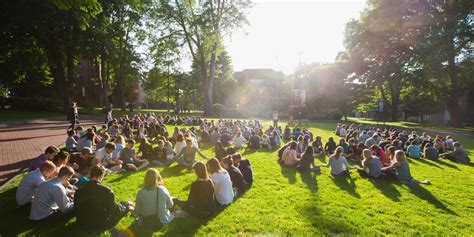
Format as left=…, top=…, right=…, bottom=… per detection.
left=14, top=104, right=471, bottom=235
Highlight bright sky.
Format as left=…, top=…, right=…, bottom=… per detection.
left=225, top=0, right=366, bottom=73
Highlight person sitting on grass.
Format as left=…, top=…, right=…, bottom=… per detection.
left=77, top=131, right=95, bottom=152
left=358, top=131, right=370, bottom=144
left=282, top=141, right=301, bottom=167
left=138, top=137, right=153, bottom=161
left=29, top=166, right=75, bottom=221
left=125, top=169, right=176, bottom=236
left=296, top=136, right=306, bottom=154
left=233, top=131, right=247, bottom=149
left=172, top=138, right=209, bottom=169
left=338, top=138, right=350, bottom=155
left=261, top=134, right=273, bottom=149
left=406, top=140, right=421, bottom=159
left=74, top=165, right=134, bottom=229
left=312, top=136, right=324, bottom=157
left=93, top=142, right=123, bottom=172
left=119, top=139, right=150, bottom=171
left=271, top=130, right=281, bottom=148
left=66, top=130, right=78, bottom=152
left=371, top=145, right=390, bottom=167
left=424, top=143, right=439, bottom=161
left=28, top=146, right=60, bottom=172
left=112, top=135, right=125, bottom=160
left=174, top=162, right=215, bottom=218
left=365, top=134, right=379, bottom=147
left=215, top=141, right=227, bottom=160
left=324, top=137, right=337, bottom=155
left=232, top=153, right=253, bottom=186
left=207, top=158, right=234, bottom=206
left=357, top=149, right=382, bottom=178
left=16, top=161, right=56, bottom=207
left=434, top=138, right=446, bottom=154
left=318, top=146, right=355, bottom=176
left=221, top=156, right=246, bottom=196
left=382, top=150, right=422, bottom=184
left=152, top=140, right=175, bottom=167
left=96, top=134, right=110, bottom=150
left=174, top=134, right=187, bottom=155
left=248, top=131, right=261, bottom=150
left=440, top=142, right=471, bottom=164
left=296, top=146, right=319, bottom=173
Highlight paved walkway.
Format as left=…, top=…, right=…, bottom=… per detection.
left=0, top=116, right=101, bottom=188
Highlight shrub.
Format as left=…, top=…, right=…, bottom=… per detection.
left=307, top=108, right=343, bottom=120
left=212, top=103, right=226, bottom=116
left=8, top=96, right=63, bottom=112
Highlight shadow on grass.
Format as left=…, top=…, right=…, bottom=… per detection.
left=368, top=178, right=401, bottom=202
left=406, top=184, right=458, bottom=216
left=435, top=159, right=461, bottom=170
left=300, top=171, right=319, bottom=192
left=299, top=205, right=359, bottom=235
left=330, top=174, right=360, bottom=198
left=159, top=164, right=189, bottom=178
left=279, top=164, right=297, bottom=184
left=408, top=158, right=443, bottom=169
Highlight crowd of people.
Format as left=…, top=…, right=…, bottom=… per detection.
left=14, top=108, right=471, bottom=235
left=17, top=112, right=263, bottom=236
left=278, top=123, right=471, bottom=184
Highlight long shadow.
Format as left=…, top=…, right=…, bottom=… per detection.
left=0, top=134, right=65, bottom=142
left=109, top=170, right=143, bottom=183
left=435, top=159, right=461, bottom=170
left=299, top=205, right=359, bottom=235
left=159, top=164, right=189, bottom=178
left=368, top=178, right=401, bottom=202
left=408, top=157, right=443, bottom=169
left=330, top=174, right=360, bottom=198
left=279, top=164, right=297, bottom=184
left=406, top=184, right=458, bottom=216
left=300, top=171, right=318, bottom=192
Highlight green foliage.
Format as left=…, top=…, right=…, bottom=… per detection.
left=0, top=120, right=473, bottom=235
left=7, top=97, right=63, bottom=112
left=211, top=103, right=226, bottom=116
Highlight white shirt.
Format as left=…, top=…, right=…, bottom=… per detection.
left=326, top=155, right=351, bottom=175
left=16, top=169, right=46, bottom=206
left=210, top=171, right=234, bottom=205
left=233, top=135, right=247, bottom=149
left=95, top=148, right=113, bottom=164
left=174, top=141, right=186, bottom=154
left=112, top=143, right=124, bottom=159
left=29, top=178, right=74, bottom=220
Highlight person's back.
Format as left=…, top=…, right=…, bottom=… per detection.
left=188, top=179, right=215, bottom=217
left=135, top=186, right=174, bottom=224
left=407, top=144, right=420, bottom=158
left=395, top=160, right=412, bottom=182
left=16, top=169, right=47, bottom=206
left=327, top=155, right=349, bottom=175
left=238, top=158, right=253, bottom=185
left=29, top=177, right=73, bottom=220
left=424, top=146, right=439, bottom=160
left=227, top=165, right=245, bottom=195
left=210, top=171, right=234, bottom=205
left=362, top=156, right=382, bottom=177
left=249, top=135, right=260, bottom=149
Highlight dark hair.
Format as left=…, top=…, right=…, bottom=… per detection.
left=105, top=142, right=116, bottom=150
left=207, top=158, right=224, bottom=174
left=81, top=147, right=92, bottom=155
left=222, top=156, right=233, bottom=166
left=90, top=165, right=106, bottom=179
left=53, top=151, right=69, bottom=164
left=45, top=146, right=59, bottom=155
left=193, top=162, right=208, bottom=180
left=232, top=153, right=242, bottom=160
left=58, top=166, right=74, bottom=177
left=127, top=139, right=136, bottom=145
left=303, top=145, right=314, bottom=157
left=289, top=141, right=297, bottom=150
left=67, top=130, right=75, bottom=136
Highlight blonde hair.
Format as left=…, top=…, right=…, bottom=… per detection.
left=334, top=146, right=344, bottom=159
left=144, top=168, right=164, bottom=190
left=394, top=150, right=406, bottom=163
left=207, top=158, right=224, bottom=174
left=362, top=149, right=372, bottom=161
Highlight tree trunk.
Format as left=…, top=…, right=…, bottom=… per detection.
left=66, top=48, right=75, bottom=102
left=101, top=58, right=109, bottom=106
left=48, top=40, right=70, bottom=113
left=206, top=44, right=218, bottom=116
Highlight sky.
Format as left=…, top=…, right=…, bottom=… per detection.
left=224, top=0, right=367, bottom=73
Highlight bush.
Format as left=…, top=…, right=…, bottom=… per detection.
left=307, top=108, right=343, bottom=120
left=8, top=97, right=63, bottom=112
left=212, top=103, right=226, bottom=116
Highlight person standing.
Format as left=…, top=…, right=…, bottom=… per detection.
left=272, top=111, right=279, bottom=128
left=67, top=101, right=78, bottom=130
left=104, top=103, right=113, bottom=125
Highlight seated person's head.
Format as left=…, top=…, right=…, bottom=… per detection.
left=454, top=142, right=461, bottom=148
left=221, top=156, right=233, bottom=169
left=53, top=151, right=69, bottom=167
left=45, top=146, right=60, bottom=160
left=81, top=148, right=92, bottom=159
left=193, top=162, right=208, bottom=180
left=232, top=153, right=242, bottom=166
left=67, top=130, right=75, bottom=137
left=157, top=140, right=164, bottom=149
left=39, top=160, right=56, bottom=179
left=206, top=158, right=223, bottom=174
left=126, top=139, right=135, bottom=149
left=102, top=134, right=110, bottom=142
left=105, top=142, right=116, bottom=154
left=186, top=138, right=193, bottom=147
left=89, top=165, right=106, bottom=182
left=58, top=166, right=75, bottom=185
left=144, top=168, right=164, bottom=190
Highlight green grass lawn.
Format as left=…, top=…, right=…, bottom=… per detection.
left=1, top=120, right=473, bottom=236
left=347, top=117, right=474, bottom=133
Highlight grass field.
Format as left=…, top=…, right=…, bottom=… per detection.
left=1, top=120, right=473, bottom=236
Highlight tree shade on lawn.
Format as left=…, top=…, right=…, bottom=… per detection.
left=0, top=120, right=473, bottom=236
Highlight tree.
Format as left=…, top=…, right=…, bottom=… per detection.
left=154, top=0, right=250, bottom=115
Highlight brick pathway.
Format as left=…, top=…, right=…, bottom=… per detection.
left=0, top=116, right=101, bottom=187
